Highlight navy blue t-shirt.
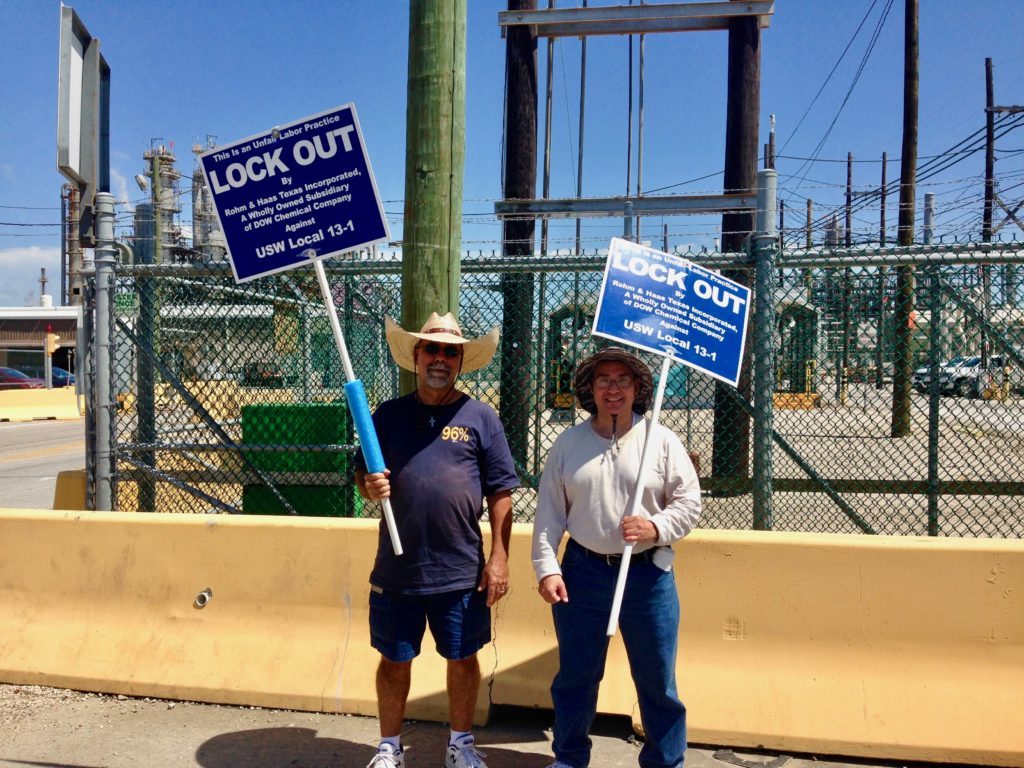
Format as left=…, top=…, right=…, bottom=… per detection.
left=355, top=392, right=520, bottom=595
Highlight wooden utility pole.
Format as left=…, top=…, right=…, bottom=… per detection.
left=980, top=57, right=996, bottom=365
left=983, top=58, right=995, bottom=243
left=876, top=151, right=888, bottom=388
left=400, top=0, right=467, bottom=393
left=837, top=152, right=852, bottom=404
left=499, top=0, right=538, bottom=470
left=890, top=0, right=918, bottom=437
left=982, top=58, right=1024, bottom=307
left=804, top=198, right=813, bottom=299
left=712, top=2, right=760, bottom=492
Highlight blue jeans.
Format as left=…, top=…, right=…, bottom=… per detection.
left=551, top=540, right=686, bottom=768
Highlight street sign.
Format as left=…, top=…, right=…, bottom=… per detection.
left=57, top=5, right=110, bottom=248
left=593, top=238, right=751, bottom=386
left=114, top=291, right=137, bottom=316
left=200, top=104, right=390, bottom=283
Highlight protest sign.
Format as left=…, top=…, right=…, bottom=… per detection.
left=593, top=237, right=751, bottom=387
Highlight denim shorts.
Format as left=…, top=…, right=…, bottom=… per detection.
left=369, top=586, right=491, bottom=662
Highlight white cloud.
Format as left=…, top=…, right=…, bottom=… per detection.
left=0, top=245, right=63, bottom=307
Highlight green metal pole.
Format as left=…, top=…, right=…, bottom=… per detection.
left=135, top=204, right=157, bottom=512
left=400, top=0, right=467, bottom=394
left=926, top=271, right=941, bottom=535
left=922, top=192, right=940, bottom=535
left=752, top=169, right=778, bottom=531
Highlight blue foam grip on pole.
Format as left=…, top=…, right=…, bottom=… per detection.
left=344, top=380, right=385, bottom=473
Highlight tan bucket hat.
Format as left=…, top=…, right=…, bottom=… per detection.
left=384, top=312, right=500, bottom=374
left=573, top=346, right=654, bottom=415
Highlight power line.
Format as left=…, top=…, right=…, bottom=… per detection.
left=778, top=0, right=884, bottom=155
left=786, top=0, right=896, bottom=187
left=783, top=112, right=1024, bottom=242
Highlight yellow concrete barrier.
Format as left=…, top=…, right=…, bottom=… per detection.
left=52, top=469, right=87, bottom=510
left=0, top=511, right=1020, bottom=766
left=664, top=532, right=1023, bottom=766
left=0, top=388, right=83, bottom=421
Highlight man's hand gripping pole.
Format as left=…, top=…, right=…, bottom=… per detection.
left=315, top=260, right=403, bottom=555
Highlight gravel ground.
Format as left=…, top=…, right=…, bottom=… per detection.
left=1, top=683, right=100, bottom=728
left=0, top=683, right=932, bottom=768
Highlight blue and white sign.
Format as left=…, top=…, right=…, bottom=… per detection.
left=593, top=238, right=751, bottom=386
left=200, top=104, right=389, bottom=283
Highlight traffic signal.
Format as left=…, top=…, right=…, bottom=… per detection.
left=46, top=331, right=60, bottom=355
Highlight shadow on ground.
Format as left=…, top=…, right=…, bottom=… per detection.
left=193, top=706, right=639, bottom=768
left=196, top=726, right=368, bottom=768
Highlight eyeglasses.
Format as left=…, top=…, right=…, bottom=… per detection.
left=593, top=374, right=634, bottom=389
left=419, top=342, right=462, bottom=359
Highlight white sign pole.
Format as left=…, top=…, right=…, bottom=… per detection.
left=605, top=354, right=673, bottom=637
left=314, top=259, right=403, bottom=555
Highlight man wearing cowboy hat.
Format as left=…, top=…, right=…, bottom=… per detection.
left=356, top=312, right=520, bottom=768
left=531, top=346, right=701, bottom=768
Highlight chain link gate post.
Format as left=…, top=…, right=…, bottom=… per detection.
left=752, top=169, right=778, bottom=530
left=923, top=193, right=941, bottom=535
left=135, top=202, right=157, bottom=512
left=92, top=192, right=117, bottom=510
left=926, top=262, right=943, bottom=536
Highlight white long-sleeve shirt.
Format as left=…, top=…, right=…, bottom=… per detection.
left=531, top=414, right=702, bottom=581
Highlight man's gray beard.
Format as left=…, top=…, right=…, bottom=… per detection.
left=423, top=369, right=453, bottom=389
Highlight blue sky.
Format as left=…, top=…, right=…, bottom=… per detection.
left=1, top=0, right=1022, bottom=306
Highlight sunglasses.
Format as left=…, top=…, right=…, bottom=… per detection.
left=419, top=341, right=462, bottom=359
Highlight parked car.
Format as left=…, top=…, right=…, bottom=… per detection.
left=16, top=364, right=75, bottom=386
left=912, top=356, right=966, bottom=393
left=239, top=362, right=292, bottom=388
left=939, top=355, right=1013, bottom=397
left=0, top=367, right=45, bottom=389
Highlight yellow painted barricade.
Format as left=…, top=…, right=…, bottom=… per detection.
left=0, top=512, right=1020, bottom=766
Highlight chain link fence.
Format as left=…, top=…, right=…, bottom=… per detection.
left=99, top=241, right=1024, bottom=537
left=761, top=245, right=1023, bottom=536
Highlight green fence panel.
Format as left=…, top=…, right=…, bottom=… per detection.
left=240, top=401, right=353, bottom=516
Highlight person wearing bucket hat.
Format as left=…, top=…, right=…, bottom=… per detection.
left=531, top=346, right=701, bottom=768
left=355, top=312, right=519, bottom=768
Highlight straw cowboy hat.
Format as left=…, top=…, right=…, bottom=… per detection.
left=573, top=346, right=655, bottom=415
left=385, top=312, right=500, bottom=374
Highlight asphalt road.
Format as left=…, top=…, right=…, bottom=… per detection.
left=0, top=418, right=85, bottom=508
left=0, top=684, right=907, bottom=768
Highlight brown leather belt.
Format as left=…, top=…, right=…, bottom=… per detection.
left=569, top=538, right=661, bottom=567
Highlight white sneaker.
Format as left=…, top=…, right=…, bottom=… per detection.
left=445, top=739, right=488, bottom=768
left=366, top=743, right=405, bottom=768
left=544, top=762, right=577, bottom=768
